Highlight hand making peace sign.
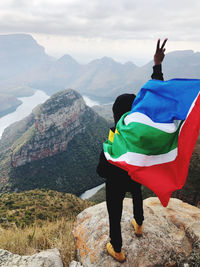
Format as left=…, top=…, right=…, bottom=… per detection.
left=154, top=38, right=168, bottom=65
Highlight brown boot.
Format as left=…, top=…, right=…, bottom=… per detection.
left=106, top=242, right=125, bottom=262
left=132, top=218, right=143, bottom=237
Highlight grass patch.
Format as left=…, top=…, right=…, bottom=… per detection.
left=0, top=189, right=94, bottom=266
left=0, top=218, right=75, bottom=265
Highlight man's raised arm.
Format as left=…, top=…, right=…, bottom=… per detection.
left=151, top=38, right=168, bottom=81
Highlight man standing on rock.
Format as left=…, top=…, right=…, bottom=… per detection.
left=96, top=38, right=167, bottom=262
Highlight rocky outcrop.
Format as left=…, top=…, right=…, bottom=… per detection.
left=10, top=89, right=96, bottom=167
left=0, top=88, right=108, bottom=194
left=73, top=197, right=200, bottom=267
left=0, top=248, right=63, bottom=267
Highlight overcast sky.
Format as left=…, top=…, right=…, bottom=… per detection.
left=0, top=0, right=200, bottom=65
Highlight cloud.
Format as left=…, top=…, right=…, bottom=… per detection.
left=0, top=0, right=200, bottom=42
left=1, top=0, right=200, bottom=66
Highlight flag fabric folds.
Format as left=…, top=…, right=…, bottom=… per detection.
left=103, top=79, right=200, bottom=207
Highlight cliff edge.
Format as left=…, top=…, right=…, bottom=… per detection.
left=73, top=197, right=200, bottom=266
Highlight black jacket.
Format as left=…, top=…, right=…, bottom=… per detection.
left=96, top=65, right=163, bottom=182
left=151, top=64, right=163, bottom=81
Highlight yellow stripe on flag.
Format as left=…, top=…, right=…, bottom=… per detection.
left=108, top=129, right=120, bottom=143
left=108, top=129, right=115, bottom=143
left=115, top=129, right=120, bottom=135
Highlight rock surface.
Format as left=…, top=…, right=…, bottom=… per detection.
left=69, top=261, right=84, bottom=267
left=10, top=89, right=88, bottom=167
left=0, top=248, right=63, bottom=267
left=73, top=197, right=200, bottom=267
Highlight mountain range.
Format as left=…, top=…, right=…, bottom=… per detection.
left=1, top=34, right=200, bottom=107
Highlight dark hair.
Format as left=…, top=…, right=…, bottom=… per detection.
left=112, top=93, right=136, bottom=124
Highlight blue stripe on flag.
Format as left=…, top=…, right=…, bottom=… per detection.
left=131, top=79, right=200, bottom=123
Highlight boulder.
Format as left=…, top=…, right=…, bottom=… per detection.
left=0, top=248, right=63, bottom=267
left=73, top=197, right=200, bottom=266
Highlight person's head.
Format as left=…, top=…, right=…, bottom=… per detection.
left=112, top=93, right=136, bottom=125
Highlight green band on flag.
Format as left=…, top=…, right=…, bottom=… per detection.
left=104, top=117, right=183, bottom=159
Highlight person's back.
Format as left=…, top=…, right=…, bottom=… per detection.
left=96, top=38, right=167, bottom=262
left=97, top=93, right=144, bottom=262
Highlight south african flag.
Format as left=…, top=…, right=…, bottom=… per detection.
left=103, top=79, right=200, bottom=207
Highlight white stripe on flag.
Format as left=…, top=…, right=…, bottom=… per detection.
left=179, top=91, right=200, bottom=135
left=124, top=112, right=181, bottom=133
left=104, top=148, right=177, bottom=167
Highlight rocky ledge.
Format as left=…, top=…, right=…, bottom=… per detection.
left=73, top=197, right=200, bottom=267
left=0, top=248, right=63, bottom=267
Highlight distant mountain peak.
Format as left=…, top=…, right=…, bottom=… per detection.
left=89, top=56, right=120, bottom=66
left=167, top=50, right=194, bottom=57
left=101, top=56, right=116, bottom=62
left=0, top=33, right=52, bottom=82
left=124, top=61, right=137, bottom=67
left=0, top=33, right=35, bottom=41
left=57, top=54, right=79, bottom=65
left=0, top=33, right=44, bottom=50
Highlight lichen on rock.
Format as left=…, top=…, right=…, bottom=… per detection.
left=73, top=197, right=200, bottom=266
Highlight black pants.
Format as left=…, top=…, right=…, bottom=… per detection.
left=106, top=175, right=144, bottom=252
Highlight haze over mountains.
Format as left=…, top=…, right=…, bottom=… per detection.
left=0, top=34, right=52, bottom=82
left=1, top=33, right=200, bottom=107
